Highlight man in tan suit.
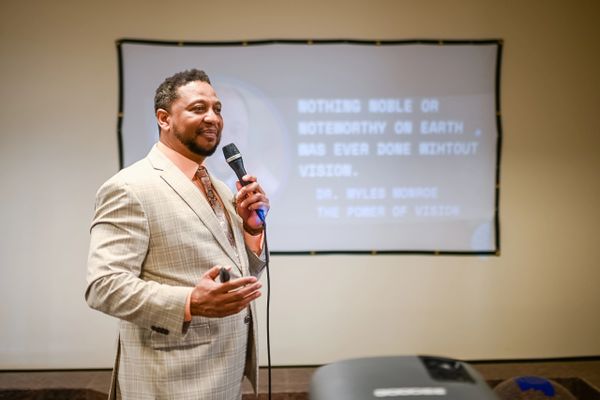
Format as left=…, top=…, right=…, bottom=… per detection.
left=86, top=69, right=269, bottom=399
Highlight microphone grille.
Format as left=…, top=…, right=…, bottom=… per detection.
left=222, top=143, right=240, bottom=160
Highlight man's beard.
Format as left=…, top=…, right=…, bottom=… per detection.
left=175, top=130, right=220, bottom=157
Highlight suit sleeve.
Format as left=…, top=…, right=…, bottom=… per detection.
left=85, top=179, right=191, bottom=338
left=246, top=243, right=267, bottom=278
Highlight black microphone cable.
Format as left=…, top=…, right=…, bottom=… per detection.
left=262, top=221, right=272, bottom=400
left=222, top=143, right=271, bottom=398
left=253, top=191, right=271, bottom=400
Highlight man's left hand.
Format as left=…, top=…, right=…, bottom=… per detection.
left=235, top=175, right=269, bottom=233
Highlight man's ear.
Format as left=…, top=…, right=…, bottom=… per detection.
left=156, top=108, right=170, bottom=131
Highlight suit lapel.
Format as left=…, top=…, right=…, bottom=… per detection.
left=147, top=146, right=242, bottom=271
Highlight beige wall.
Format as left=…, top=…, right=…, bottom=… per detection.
left=1, top=0, right=598, bottom=368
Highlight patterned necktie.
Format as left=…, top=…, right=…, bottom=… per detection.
left=196, top=166, right=236, bottom=249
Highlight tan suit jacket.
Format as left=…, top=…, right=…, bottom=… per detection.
left=86, top=145, right=265, bottom=399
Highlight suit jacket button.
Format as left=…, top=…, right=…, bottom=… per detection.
left=244, top=315, right=251, bottom=324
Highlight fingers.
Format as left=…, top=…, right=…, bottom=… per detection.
left=214, top=279, right=262, bottom=316
left=217, top=275, right=258, bottom=293
left=206, top=269, right=260, bottom=301
left=190, top=274, right=261, bottom=318
left=234, top=175, right=270, bottom=219
left=222, top=281, right=262, bottom=303
left=235, top=175, right=257, bottom=192
left=203, top=265, right=222, bottom=280
left=236, top=185, right=269, bottom=210
left=236, top=179, right=264, bottom=198
left=241, top=174, right=258, bottom=185
left=238, top=193, right=269, bottom=214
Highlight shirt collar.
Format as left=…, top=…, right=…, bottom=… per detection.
left=156, top=141, right=202, bottom=180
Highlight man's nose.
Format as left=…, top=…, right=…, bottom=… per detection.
left=204, top=108, right=220, bottom=123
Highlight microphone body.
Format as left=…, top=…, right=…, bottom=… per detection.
left=222, top=143, right=266, bottom=223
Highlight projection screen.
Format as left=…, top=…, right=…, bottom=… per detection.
left=118, top=39, right=502, bottom=254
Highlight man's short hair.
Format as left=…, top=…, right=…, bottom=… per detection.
left=154, top=69, right=212, bottom=112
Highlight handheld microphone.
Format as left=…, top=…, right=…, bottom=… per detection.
left=222, top=143, right=266, bottom=223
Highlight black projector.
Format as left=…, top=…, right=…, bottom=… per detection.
left=310, top=355, right=498, bottom=400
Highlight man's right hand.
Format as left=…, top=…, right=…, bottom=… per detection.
left=189, top=265, right=262, bottom=318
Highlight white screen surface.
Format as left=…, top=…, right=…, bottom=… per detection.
left=119, top=40, right=501, bottom=253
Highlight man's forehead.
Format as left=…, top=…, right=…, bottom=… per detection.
left=177, top=80, right=220, bottom=102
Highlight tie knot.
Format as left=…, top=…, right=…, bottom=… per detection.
left=196, top=165, right=209, bottom=178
